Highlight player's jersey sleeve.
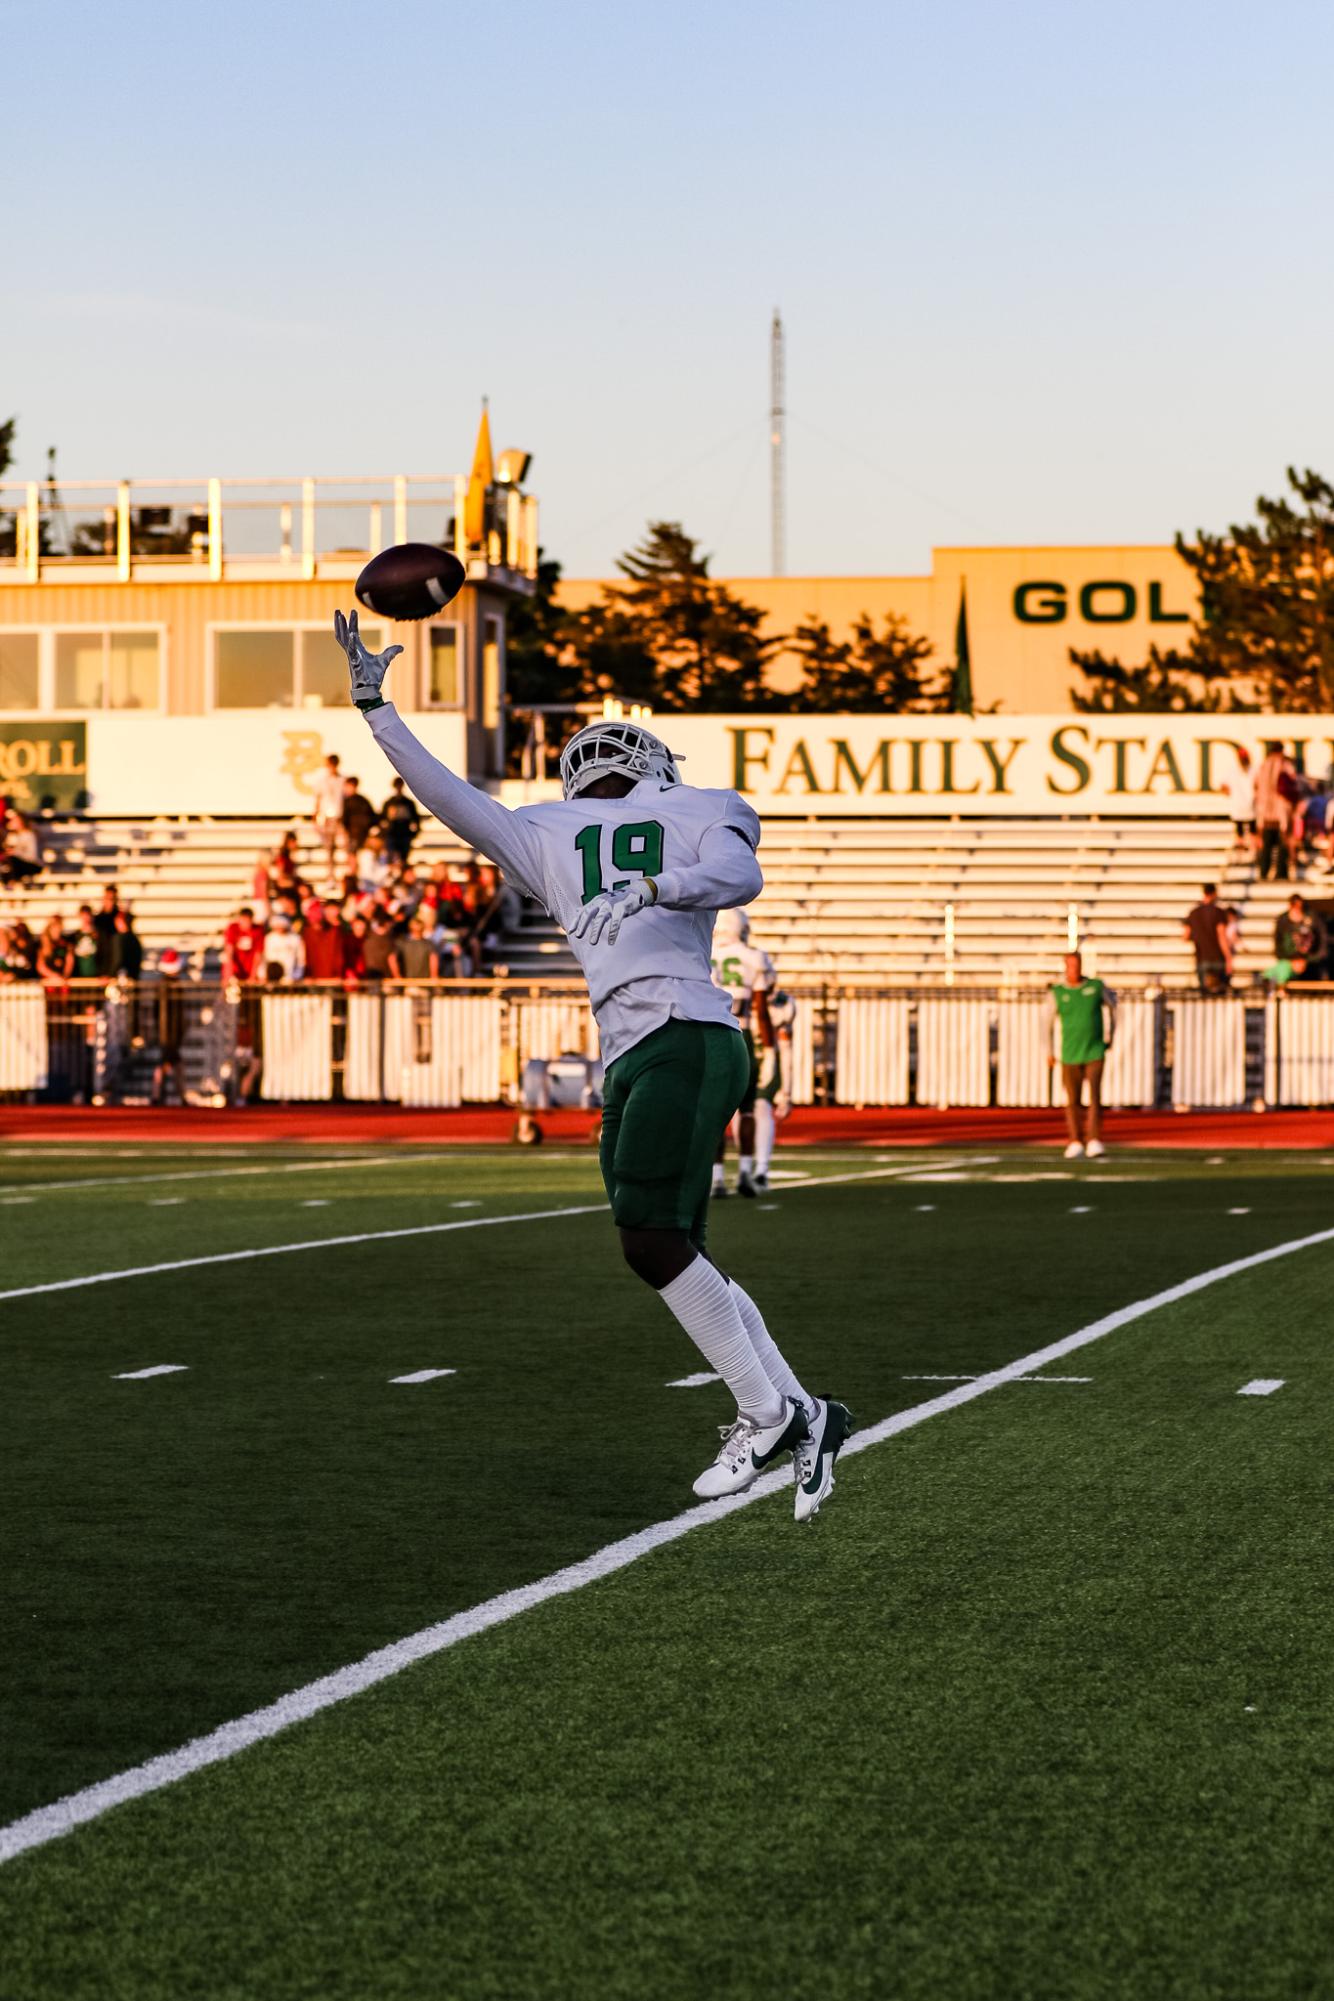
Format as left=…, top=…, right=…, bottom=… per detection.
left=653, top=789, right=762, bottom=911
left=364, top=704, right=547, bottom=901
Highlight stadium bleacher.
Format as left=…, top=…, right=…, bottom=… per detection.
left=1, top=813, right=1324, bottom=988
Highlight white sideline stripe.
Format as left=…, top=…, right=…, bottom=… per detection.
left=665, top=1371, right=721, bottom=1389
left=901, top=1372, right=1092, bottom=1385
left=1238, top=1378, right=1284, bottom=1396
left=0, top=1152, right=444, bottom=1197
left=112, top=1365, right=188, bottom=1380
left=0, top=1159, right=968, bottom=1309
left=390, top=1369, right=457, bottom=1386
left=4, top=1216, right=1334, bottom=1869
left=1228, top=1207, right=1251, bottom=1215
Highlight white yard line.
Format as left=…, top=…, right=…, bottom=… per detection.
left=666, top=1371, right=722, bottom=1389
left=390, top=1370, right=457, bottom=1386
left=0, top=1159, right=970, bottom=1308
left=0, top=1152, right=466, bottom=1197
left=4, top=1215, right=1334, bottom=1867
left=112, top=1365, right=189, bottom=1380
left=1237, top=1378, right=1284, bottom=1396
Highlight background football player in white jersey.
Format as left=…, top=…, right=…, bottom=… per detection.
left=710, top=908, right=776, bottom=1199
left=334, top=610, right=851, bottom=1520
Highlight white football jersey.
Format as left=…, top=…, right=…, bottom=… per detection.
left=365, top=705, right=763, bottom=1065
left=711, top=938, right=777, bottom=1022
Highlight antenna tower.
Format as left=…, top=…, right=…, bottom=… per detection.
left=770, top=308, right=785, bottom=576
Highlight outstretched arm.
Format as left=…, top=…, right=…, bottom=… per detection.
left=654, top=820, right=763, bottom=911
left=333, top=611, right=546, bottom=902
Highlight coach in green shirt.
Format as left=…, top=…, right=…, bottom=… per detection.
left=1048, top=952, right=1117, bottom=1160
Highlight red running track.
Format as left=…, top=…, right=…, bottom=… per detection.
left=2, top=1104, right=1333, bottom=1149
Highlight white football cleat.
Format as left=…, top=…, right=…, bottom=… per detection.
left=1064, top=1141, right=1085, bottom=1160
left=794, top=1397, right=854, bottom=1523
left=1085, top=1138, right=1106, bottom=1159
left=693, top=1398, right=807, bottom=1499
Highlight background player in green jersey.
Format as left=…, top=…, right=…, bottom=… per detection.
left=1047, top=952, right=1118, bottom=1159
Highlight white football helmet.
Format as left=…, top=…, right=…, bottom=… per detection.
left=714, top=908, right=750, bottom=944
left=560, top=720, right=681, bottom=800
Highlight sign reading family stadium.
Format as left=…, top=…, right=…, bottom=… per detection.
left=655, top=716, right=1334, bottom=817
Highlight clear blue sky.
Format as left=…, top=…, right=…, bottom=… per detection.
left=6, top=0, right=1332, bottom=578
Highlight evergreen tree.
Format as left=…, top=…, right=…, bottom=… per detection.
left=1069, top=645, right=1235, bottom=714
left=791, top=611, right=943, bottom=711
left=606, top=521, right=774, bottom=711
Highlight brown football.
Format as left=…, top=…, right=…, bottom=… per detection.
left=355, top=543, right=466, bottom=622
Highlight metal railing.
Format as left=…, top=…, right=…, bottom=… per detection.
left=0, top=474, right=539, bottom=585
left=3, top=979, right=1334, bottom=1111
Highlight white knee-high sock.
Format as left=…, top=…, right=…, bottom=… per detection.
left=754, top=1100, right=776, bottom=1176
left=658, top=1257, right=786, bottom=1424
left=728, top=1278, right=812, bottom=1418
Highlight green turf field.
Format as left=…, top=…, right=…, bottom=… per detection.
left=2, top=1142, right=1333, bottom=1998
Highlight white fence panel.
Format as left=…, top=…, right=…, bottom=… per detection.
left=996, top=1000, right=1052, bottom=1107
left=389, top=995, right=502, bottom=1106
left=1170, top=1000, right=1245, bottom=1108
left=1267, top=995, right=1334, bottom=1106
left=343, top=993, right=383, bottom=1100
left=1103, top=995, right=1159, bottom=1108
left=260, top=994, right=333, bottom=1101
left=917, top=998, right=991, bottom=1108
left=835, top=998, right=910, bottom=1105
left=512, top=998, right=597, bottom=1065
left=0, top=988, right=48, bottom=1092
left=789, top=997, right=816, bottom=1105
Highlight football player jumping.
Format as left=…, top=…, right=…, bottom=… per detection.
left=334, top=610, right=852, bottom=1520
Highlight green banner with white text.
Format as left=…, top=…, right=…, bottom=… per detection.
left=0, top=721, right=88, bottom=810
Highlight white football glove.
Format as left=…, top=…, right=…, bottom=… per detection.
left=333, top=608, right=403, bottom=706
left=569, top=879, right=657, bottom=947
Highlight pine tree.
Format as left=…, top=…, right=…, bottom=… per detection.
left=606, top=522, right=773, bottom=711
left=1069, top=646, right=1235, bottom=714
left=791, top=611, right=943, bottom=711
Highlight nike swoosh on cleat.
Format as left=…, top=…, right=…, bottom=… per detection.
left=754, top=1402, right=808, bottom=1470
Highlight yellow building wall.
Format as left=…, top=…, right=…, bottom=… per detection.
left=560, top=546, right=1198, bottom=712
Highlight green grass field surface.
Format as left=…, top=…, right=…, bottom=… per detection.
left=2, top=1144, right=1333, bottom=1998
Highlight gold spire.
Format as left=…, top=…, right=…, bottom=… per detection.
left=463, top=399, right=494, bottom=545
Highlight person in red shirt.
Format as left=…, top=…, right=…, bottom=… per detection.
left=342, top=914, right=368, bottom=984
left=302, top=900, right=348, bottom=982
left=222, top=906, right=266, bottom=983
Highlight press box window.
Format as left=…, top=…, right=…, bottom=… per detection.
left=0, top=633, right=40, bottom=709
left=425, top=625, right=464, bottom=708
left=213, top=628, right=383, bottom=708
left=54, top=630, right=161, bottom=710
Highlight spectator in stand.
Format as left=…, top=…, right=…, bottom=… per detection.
left=1, top=811, right=41, bottom=886
left=250, top=850, right=273, bottom=925
left=388, top=864, right=423, bottom=921
left=1182, top=884, right=1234, bottom=994
left=301, top=900, right=348, bottom=982
left=1225, top=747, right=1257, bottom=858
left=91, top=885, right=121, bottom=976
left=116, top=905, right=144, bottom=982
left=1297, top=778, right=1334, bottom=871
left=389, top=912, right=439, bottom=981
left=355, top=826, right=392, bottom=896
left=312, top=752, right=346, bottom=887
left=1274, top=894, right=1328, bottom=984
left=36, top=915, right=74, bottom=984
left=68, top=905, right=100, bottom=979
left=152, top=949, right=186, bottom=1105
left=262, top=911, right=305, bottom=983
left=222, top=905, right=266, bottom=983
left=0, top=921, right=37, bottom=979
left=343, top=912, right=369, bottom=983
left=381, top=775, right=421, bottom=868
left=341, top=776, right=377, bottom=866
left=1255, top=742, right=1297, bottom=881
left=361, top=910, right=396, bottom=982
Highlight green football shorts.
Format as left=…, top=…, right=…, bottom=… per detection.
left=737, top=1027, right=760, bottom=1114
left=600, top=1018, right=751, bottom=1246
